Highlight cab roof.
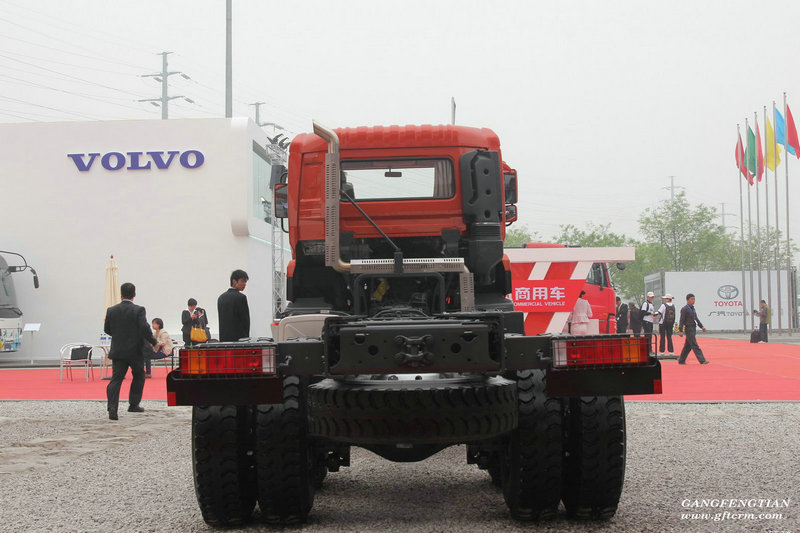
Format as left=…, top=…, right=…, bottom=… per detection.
left=290, top=124, right=501, bottom=154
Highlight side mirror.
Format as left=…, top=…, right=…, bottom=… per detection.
left=273, top=183, right=288, bottom=219
left=616, top=262, right=626, bottom=271
left=503, top=169, right=518, bottom=204
left=505, top=204, right=518, bottom=223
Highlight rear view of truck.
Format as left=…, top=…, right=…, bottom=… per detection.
left=167, top=122, right=661, bottom=525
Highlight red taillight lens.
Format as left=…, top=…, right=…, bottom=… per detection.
left=553, top=337, right=650, bottom=368
left=180, top=347, right=276, bottom=376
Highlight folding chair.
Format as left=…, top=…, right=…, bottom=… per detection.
left=59, top=343, right=94, bottom=381
left=151, top=339, right=182, bottom=372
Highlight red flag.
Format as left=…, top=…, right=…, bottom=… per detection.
left=787, top=104, right=800, bottom=159
left=756, top=124, right=765, bottom=181
left=736, top=133, right=753, bottom=185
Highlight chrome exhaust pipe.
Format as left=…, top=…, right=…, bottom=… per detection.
left=312, top=121, right=350, bottom=273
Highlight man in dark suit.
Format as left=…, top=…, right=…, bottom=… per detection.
left=678, top=293, right=709, bottom=365
left=615, top=296, right=628, bottom=334
left=104, top=282, right=156, bottom=420
left=217, top=269, right=250, bottom=342
left=181, top=297, right=209, bottom=345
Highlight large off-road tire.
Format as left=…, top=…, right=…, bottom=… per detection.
left=501, top=369, right=563, bottom=521
left=487, top=457, right=503, bottom=487
left=308, top=376, right=517, bottom=445
left=254, top=376, right=315, bottom=524
left=312, top=447, right=328, bottom=489
left=561, top=396, right=626, bottom=520
left=191, top=405, right=256, bottom=526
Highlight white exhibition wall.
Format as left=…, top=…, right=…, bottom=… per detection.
left=664, top=270, right=794, bottom=331
left=1, top=118, right=279, bottom=360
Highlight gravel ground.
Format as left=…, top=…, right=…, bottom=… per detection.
left=0, top=400, right=797, bottom=533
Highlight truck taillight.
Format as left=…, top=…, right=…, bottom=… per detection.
left=180, top=347, right=276, bottom=376
left=553, top=337, right=650, bottom=368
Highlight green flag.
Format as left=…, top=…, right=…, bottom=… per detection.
left=746, top=126, right=757, bottom=176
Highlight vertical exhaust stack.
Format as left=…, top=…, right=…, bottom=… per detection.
left=313, top=121, right=350, bottom=273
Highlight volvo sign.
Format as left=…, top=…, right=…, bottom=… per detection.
left=67, top=150, right=205, bottom=171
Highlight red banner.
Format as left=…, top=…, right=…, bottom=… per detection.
left=509, top=279, right=586, bottom=312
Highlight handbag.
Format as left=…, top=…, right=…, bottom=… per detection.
left=190, top=326, right=208, bottom=343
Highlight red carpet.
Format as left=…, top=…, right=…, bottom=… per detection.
left=0, top=366, right=170, bottom=401
left=1, top=338, right=798, bottom=401
left=628, top=337, right=800, bottom=401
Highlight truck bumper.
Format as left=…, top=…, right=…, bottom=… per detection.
left=166, top=371, right=284, bottom=406
left=545, top=360, right=662, bottom=397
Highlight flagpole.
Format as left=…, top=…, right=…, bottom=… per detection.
left=746, top=117, right=756, bottom=330
left=772, top=101, right=783, bottom=333
left=785, top=93, right=794, bottom=334
left=763, top=106, right=773, bottom=336
left=754, top=112, right=763, bottom=308
left=737, top=124, right=748, bottom=332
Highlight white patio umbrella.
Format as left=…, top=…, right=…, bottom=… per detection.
left=100, top=255, right=121, bottom=377
left=104, top=255, right=121, bottom=310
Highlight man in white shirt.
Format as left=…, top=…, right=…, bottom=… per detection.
left=640, top=291, right=658, bottom=336
left=656, top=293, right=677, bottom=356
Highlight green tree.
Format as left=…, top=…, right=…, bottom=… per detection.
left=553, top=223, right=629, bottom=247
left=717, top=225, right=797, bottom=271
left=613, top=242, right=671, bottom=305
left=503, top=224, right=540, bottom=247
left=638, top=192, right=728, bottom=271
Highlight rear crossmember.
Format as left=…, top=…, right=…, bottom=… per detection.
left=166, top=315, right=661, bottom=406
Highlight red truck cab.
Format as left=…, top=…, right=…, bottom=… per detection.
left=506, top=243, right=628, bottom=335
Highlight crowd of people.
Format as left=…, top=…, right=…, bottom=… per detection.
left=101, top=269, right=251, bottom=420
left=614, top=291, right=710, bottom=364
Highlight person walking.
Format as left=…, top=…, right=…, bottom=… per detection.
left=615, top=296, right=628, bottom=334
left=103, top=282, right=156, bottom=420
left=754, top=300, right=770, bottom=343
left=181, top=298, right=208, bottom=346
left=640, top=291, right=658, bottom=337
left=678, top=293, right=709, bottom=365
left=657, top=294, right=677, bottom=356
left=569, top=291, right=593, bottom=335
left=629, top=300, right=642, bottom=336
left=217, top=269, right=250, bottom=342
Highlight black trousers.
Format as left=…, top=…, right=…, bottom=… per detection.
left=678, top=328, right=707, bottom=364
left=759, top=323, right=768, bottom=342
left=106, top=356, right=145, bottom=412
left=642, top=321, right=654, bottom=335
left=659, top=324, right=674, bottom=353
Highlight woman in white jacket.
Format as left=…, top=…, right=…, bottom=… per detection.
left=570, top=291, right=593, bottom=335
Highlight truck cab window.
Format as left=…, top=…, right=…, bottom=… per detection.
left=341, top=159, right=453, bottom=200
left=586, top=263, right=608, bottom=287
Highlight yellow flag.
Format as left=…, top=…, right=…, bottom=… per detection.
left=766, top=116, right=783, bottom=171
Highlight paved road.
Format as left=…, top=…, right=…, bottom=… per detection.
left=0, top=400, right=797, bottom=532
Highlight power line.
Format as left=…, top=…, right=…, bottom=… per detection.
left=0, top=0, right=160, bottom=55
left=139, top=52, right=194, bottom=119
left=0, top=109, right=41, bottom=121
left=662, top=175, right=685, bottom=201
left=0, top=52, right=148, bottom=98
left=0, top=94, right=99, bottom=120
left=0, top=34, right=151, bottom=71
left=0, top=47, right=141, bottom=75
left=0, top=74, right=159, bottom=115
left=0, top=15, right=154, bottom=70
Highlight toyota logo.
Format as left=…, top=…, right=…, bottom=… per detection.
left=717, top=285, right=739, bottom=299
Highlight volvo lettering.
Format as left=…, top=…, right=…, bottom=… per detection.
left=67, top=150, right=204, bottom=171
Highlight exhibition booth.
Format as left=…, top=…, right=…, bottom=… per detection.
left=0, top=117, right=283, bottom=361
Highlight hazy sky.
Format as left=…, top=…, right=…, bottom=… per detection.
left=2, top=0, right=799, bottom=244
